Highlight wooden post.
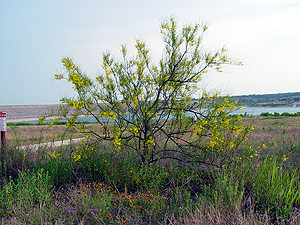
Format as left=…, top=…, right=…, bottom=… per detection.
left=1, top=130, right=6, bottom=150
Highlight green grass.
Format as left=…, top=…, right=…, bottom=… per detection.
left=2, top=117, right=300, bottom=224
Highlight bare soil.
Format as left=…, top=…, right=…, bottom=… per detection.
left=0, top=104, right=61, bottom=122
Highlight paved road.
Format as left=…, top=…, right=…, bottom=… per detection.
left=20, top=138, right=85, bottom=151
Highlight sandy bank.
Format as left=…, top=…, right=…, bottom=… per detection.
left=0, top=104, right=61, bottom=122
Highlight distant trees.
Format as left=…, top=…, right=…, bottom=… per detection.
left=260, top=112, right=300, bottom=117
left=45, top=16, right=253, bottom=167
left=232, top=92, right=300, bottom=107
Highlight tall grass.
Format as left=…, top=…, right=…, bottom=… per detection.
left=2, top=118, right=300, bottom=224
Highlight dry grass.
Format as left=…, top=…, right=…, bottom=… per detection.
left=241, top=116, right=300, bottom=168
left=5, top=124, right=106, bottom=146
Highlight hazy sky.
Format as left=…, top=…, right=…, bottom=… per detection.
left=1, top=0, right=300, bottom=106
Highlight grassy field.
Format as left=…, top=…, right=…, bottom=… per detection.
left=1, top=116, right=300, bottom=224
left=6, top=123, right=88, bottom=146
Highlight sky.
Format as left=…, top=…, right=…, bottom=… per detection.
left=0, top=0, right=300, bottom=106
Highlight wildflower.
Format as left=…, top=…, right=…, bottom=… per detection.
left=107, top=214, right=111, bottom=217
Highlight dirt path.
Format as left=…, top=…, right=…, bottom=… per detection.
left=20, top=138, right=85, bottom=151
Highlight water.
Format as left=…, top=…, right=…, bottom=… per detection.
left=231, top=107, right=300, bottom=116
left=15, top=116, right=109, bottom=124
left=11, top=107, right=300, bottom=124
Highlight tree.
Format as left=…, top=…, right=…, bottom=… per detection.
left=49, top=17, right=253, bottom=167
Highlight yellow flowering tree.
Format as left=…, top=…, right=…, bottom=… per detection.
left=50, top=17, right=252, bottom=167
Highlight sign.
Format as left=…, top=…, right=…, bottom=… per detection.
left=0, top=112, right=7, bottom=131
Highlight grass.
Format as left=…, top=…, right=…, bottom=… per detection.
left=1, top=116, right=300, bottom=224
left=6, top=123, right=93, bottom=146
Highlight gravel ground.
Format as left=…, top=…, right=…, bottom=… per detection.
left=0, top=104, right=61, bottom=122
left=20, top=137, right=85, bottom=151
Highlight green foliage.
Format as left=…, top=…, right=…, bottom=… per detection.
left=44, top=16, right=252, bottom=167
left=35, top=145, right=77, bottom=185
left=132, top=163, right=168, bottom=192
left=274, top=112, right=280, bottom=117
left=260, top=111, right=300, bottom=117
left=0, top=168, right=52, bottom=216
left=0, top=143, right=31, bottom=181
left=253, top=157, right=300, bottom=219
left=200, top=170, right=244, bottom=211
left=169, top=187, right=194, bottom=218
left=260, top=112, right=274, bottom=117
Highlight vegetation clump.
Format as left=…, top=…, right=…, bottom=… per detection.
left=47, top=16, right=252, bottom=168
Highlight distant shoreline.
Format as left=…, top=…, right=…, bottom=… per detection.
left=0, top=104, right=61, bottom=122
left=2, top=101, right=300, bottom=123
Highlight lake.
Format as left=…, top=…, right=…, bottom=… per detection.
left=11, top=107, right=300, bottom=124
left=231, top=106, right=300, bottom=116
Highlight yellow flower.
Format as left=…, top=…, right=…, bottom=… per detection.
left=113, top=135, right=122, bottom=149
left=73, top=154, right=81, bottom=161
left=229, top=142, right=235, bottom=148
left=54, top=73, right=64, bottom=80
left=51, top=151, right=60, bottom=159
